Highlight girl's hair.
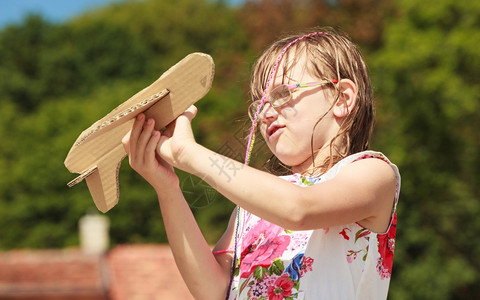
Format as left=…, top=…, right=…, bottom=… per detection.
left=250, top=28, right=374, bottom=174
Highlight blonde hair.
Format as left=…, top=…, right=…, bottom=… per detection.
left=251, top=28, right=374, bottom=174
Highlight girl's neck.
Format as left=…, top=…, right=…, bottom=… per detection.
left=292, top=140, right=350, bottom=177
left=291, top=145, right=332, bottom=177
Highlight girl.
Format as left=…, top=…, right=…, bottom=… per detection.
left=122, top=29, right=401, bottom=300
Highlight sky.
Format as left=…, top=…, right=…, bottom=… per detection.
left=0, top=0, right=244, bottom=28
left=0, top=0, right=124, bottom=28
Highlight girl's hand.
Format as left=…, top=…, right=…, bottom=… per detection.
left=122, top=113, right=179, bottom=191
left=157, top=105, right=198, bottom=171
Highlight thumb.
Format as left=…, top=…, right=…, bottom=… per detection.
left=156, top=105, right=198, bottom=165
left=172, top=104, right=197, bottom=134
left=179, top=105, right=197, bottom=123
left=162, top=105, right=197, bottom=138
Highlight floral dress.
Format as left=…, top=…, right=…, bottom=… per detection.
left=225, top=151, right=401, bottom=300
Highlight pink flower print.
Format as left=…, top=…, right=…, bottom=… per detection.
left=339, top=228, right=351, bottom=240
left=376, top=259, right=392, bottom=279
left=346, top=249, right=363, bottom=263
left=287, top=232, right=309, bottom=252
left=346, top=255, right=354, bottom=263
left=241, top=220, right=283, bottom=251
left=241, top=235, right=291, bottom=278
left=240, top=220, right=290, bottom=278
left=268, top=274, right=294, bottom=300
left=301, top=256, right=314, bottom=275
left=248, top=274, right=278, bottom=299
left=377, top=214, right=397, bottom=279
left=287, top=174, right=301, bottom=183
left=346, top=250, right=356, bottom=263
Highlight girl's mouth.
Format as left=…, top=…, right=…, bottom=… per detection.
left=267, top=124, right=285, bottom=140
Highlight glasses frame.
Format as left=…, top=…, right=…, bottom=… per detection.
left=248, top=79, right=338, bottom=121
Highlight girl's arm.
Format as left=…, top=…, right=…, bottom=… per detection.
left=158, top=106, right=397, bottom=233
left=122, top=113, right=232, bottom=300
left=156, top=186, right=234, bottom=299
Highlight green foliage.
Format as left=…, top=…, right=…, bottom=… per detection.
left=0, top=0, right=248, bottom=249
left=0, top=15, right=53, bottom=111
left=369, top=0, right=480, bottom=298
left=0, top=0, right=479, bottom=298
left=0, top=15, right=151, bottom=112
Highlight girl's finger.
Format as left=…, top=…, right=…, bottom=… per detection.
left=184, top=105, right=198, bottom=120
left=176, top=105, right=198, bottom=126
left=144, top=130, right=160, bottom=165
left=121, top=130, right=132, bottom=155
left=129, top=113, right=146, bottom=159
left=136, top=118, right=156, bottom=163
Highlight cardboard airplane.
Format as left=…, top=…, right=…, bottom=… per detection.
left=65, top=53, right=215, bottom=212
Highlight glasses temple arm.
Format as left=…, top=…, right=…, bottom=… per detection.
left=286, top=80, right=338, bottom=91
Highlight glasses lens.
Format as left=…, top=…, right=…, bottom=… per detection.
left=248, top=100, right=262, bottom=121
left=270, top=85, right=291, bottom=107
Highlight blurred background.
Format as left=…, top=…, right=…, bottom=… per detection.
left=0, top=0, right=479, bottom=299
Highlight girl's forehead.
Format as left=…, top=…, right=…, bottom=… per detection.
left=272, top=51, right=312, bottom=84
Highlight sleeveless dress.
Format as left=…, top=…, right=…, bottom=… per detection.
left=226, top=151, right=401, bottom=300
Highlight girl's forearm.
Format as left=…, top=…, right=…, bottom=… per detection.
left=180, top=144, right=303, bottom=229
left=156, top=186, right=230, bottom=299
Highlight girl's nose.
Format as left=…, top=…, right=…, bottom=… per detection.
left=260, top=103, right=278, bottom=123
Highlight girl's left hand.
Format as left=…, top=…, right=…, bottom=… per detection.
left=122, top=113, right=180, bottom=192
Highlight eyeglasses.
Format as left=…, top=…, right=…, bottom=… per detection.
left=248, top=79, right=338, bottom=121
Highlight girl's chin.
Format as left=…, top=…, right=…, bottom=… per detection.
left=265, top=141, right=311, bottom=168
left=271, top=154, right=308, bottom=170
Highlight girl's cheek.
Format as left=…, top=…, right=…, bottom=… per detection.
left=281, top=106, right=298, bottom=119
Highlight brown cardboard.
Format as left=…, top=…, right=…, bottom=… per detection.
left=65, top=53, right=215, bottom=212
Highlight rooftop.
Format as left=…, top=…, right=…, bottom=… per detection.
left=0, top=244, right=195, bottom=300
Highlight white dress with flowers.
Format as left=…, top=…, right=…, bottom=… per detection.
left=225, top=151, right=401, bottom=300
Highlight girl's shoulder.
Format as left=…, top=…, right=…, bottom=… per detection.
left=282, top=150, right=400, bottom=188
left=326, top=150, right=399, bottom=180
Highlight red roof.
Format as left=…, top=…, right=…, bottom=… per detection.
left=0, top=244, right=195, bottom=300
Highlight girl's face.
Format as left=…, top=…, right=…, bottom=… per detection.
left=258, top=53, right=340, bottom=173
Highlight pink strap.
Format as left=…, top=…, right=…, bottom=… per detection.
left=212, top=248, right=234, bottom=255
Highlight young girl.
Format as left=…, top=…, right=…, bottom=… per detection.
left=122, top=29, right=401, bottom=300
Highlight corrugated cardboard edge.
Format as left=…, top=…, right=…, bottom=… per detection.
left=74, top=90, right=170, bottom=147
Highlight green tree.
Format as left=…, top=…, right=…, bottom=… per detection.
left=238, top=0, right=393, bottom=52
left=370, top=0, right=480, bottom=298
left=0, top=0, right=249, bottom=249
left=0, top=16, right=151, bottom=112
left=0, top=15, right=52, bottom=112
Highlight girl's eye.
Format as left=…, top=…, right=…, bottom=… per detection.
left=270, top=85, right=291, bottom=105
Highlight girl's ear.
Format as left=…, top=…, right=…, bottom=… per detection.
left=333, top=79, right=358, bottom=119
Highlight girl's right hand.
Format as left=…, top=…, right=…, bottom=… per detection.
left=156, top=105, right=198, bottom=171
left=122, top=113, right=180, bottom=192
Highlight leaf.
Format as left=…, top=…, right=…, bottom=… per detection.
left=254, top=266, right=268, bottom=280
left=355, top=228, right=370, bottom=243
left=300, top=176, right=314, bottom=186
left=270, top=258, right=285, bottom=275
